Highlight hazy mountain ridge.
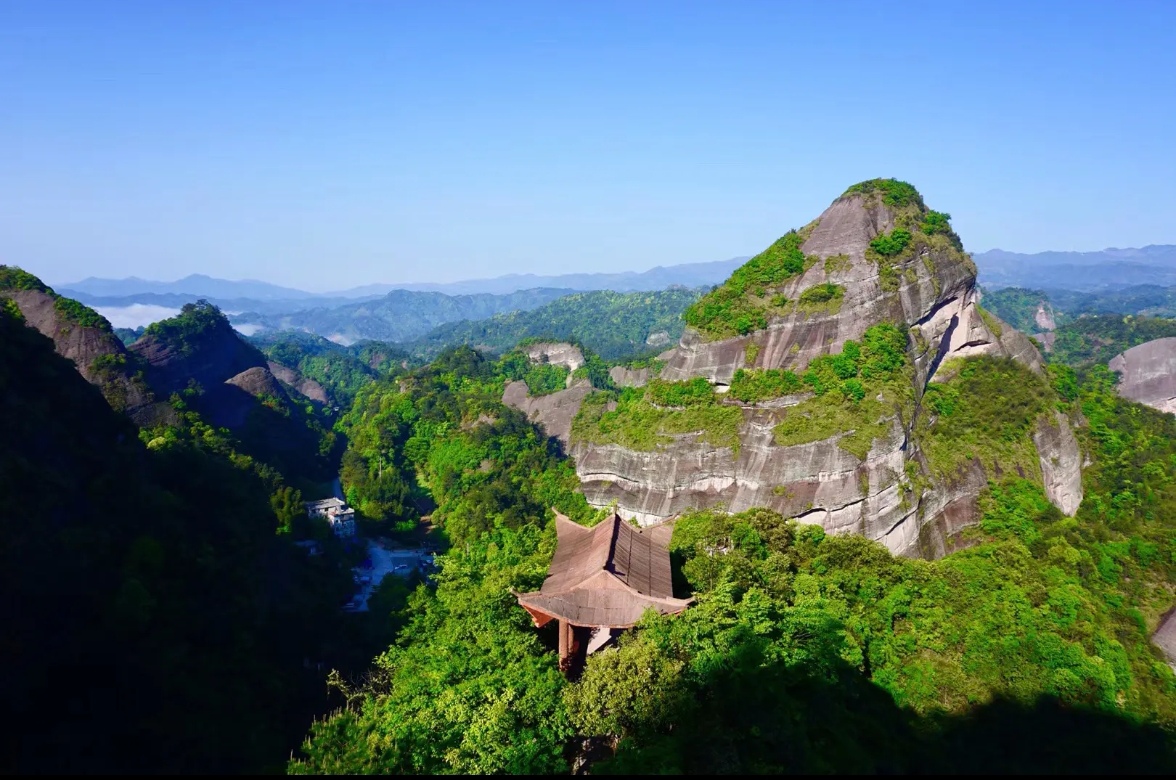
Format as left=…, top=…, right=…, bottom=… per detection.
left=231, top=287, right=581, bottom=345
left=974, top=245, right=1176, bottom=291
left=60, top=256, right=748, bottom=305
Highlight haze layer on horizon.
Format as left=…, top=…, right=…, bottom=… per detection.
left=2, top=0, right=1174, bottom=292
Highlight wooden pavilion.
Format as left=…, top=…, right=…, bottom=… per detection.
left=516, top=510, right=693, bottom=672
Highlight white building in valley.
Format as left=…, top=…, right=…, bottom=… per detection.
left=304, top=497, right=357, bottom=538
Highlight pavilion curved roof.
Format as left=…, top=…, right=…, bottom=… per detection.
left=517, top=511, right=692, bottom=629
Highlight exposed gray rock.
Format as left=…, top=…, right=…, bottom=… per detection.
left=503, top=378, right=595, bottom=447
left=609, top=365, right=651, bottom=388
left=1035, top=302, right=1057, bottom=331
left=1109, top=338, right=1176, bottom=415
left=267, top=360, right=329, bottom=404
left=1032, top=412, right=1084, bottom=516
left=524, top=342, right=584, bottom=371
left=561, top=187, right=1081, bottom=559
left=3, top=289, right=174, bottom=427
left=1153, top=608, right=1176, bottom=673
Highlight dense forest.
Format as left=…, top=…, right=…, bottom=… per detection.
left=405, top=287, right=703, bottom=362
left=0, top=302, right=368, bottom=774
left=288, top=336, right=1176, bottom=773
left=251, top=330, right=412, bottom=407
left=6, top=262, right=1176, bottom=773
left=1051, top=314, right=1176, bottom=370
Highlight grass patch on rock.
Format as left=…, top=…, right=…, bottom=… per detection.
left=573, top=380, right=743, bottom=452
left=919, top=356, right=1054, bottom=482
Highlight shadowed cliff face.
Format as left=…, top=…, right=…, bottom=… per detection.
left=508, top=183, right=1083, bottom=559
left=129, top=313, right=270, bottom=396
left=1, top=288, right=176, bottom=427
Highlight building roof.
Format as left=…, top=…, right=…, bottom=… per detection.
left=305, top=497, right=346, bottom=511
left=517, top=511, right=692, bottom=629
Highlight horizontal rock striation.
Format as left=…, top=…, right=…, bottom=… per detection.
left=563, top=182, right=1083, bottom=559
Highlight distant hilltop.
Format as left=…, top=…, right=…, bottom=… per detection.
left=973, top=245, right=1176, bottom=291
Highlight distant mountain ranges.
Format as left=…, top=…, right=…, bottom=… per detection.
left=51, top=244, right=1176, bottom=351
left=59, top=257, right=749, bottom=304
left=973, top=245, right=1176, bottom=291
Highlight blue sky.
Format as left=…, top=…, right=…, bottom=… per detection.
left=2, top=0, right=1173, bottom=291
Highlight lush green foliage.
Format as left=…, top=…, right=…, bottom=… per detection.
left=292, top=346, right=607, bottom=774
left=797, top=282, right=845, bottom=314
left=524, top=362, right=570, bottom=395
left=237, top=287, right=578, bottom=344
left=292, top=329, right=1176, bottom=774
left=1051, top=314, right=1176, bottom=371
left=53, top=295, right=112, bottom=330
left=843, top=178, right=923, bottom=208
left=564, top=482, right=1176, bottom=773
left=684, top=231, right=818, bottom=339
left=573, top=381, right=744, bottom=452
left=143, top=300, right=228, bottom=356
left=0, top=264, right=50, bottom=292
left=869, top=228, right=913, bottom=258
left=114, top=325, right=146, bottom=345
left=409, top=288, right=702, bottom=362
left=1, top=264, right=112, bottom=331
left=772, top=324, right=911, bottom=458
left=921, top=209, right=953, bottom=236
left=337, top=346, right=596, bottom=540
left=920, top=357, right=1053, bottom=481
left=729, top=366, right=805, bottom=403
left=254, top=330, right=408, bottom=407
left=982, top=287, right=1063, bottom=334
left=1048, top=285, right=1176, bottom=319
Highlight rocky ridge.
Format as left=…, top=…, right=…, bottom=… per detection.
left=505, top=181, right=1084, bottom=559
left=0, top=275, right=175, bottom=427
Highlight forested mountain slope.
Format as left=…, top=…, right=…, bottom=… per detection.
left=231, top=287, right=577, bottom=344
left=0, top=266, right=175, bottom=427
left=406, top=287, right=704, bottom=361
left=290, top=341, right=1176, bottom=774
left=0, top=303, right=356, bottom=774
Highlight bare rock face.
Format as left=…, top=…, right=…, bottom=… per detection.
left=1033, top=411, right=1084, bottom=516
left=226, top=366, right=289, bottom=401
left=1109, top=338, right=1176, bottom=414
left=503, top=378, right=594, bottom=447
left=1153, top=608, right=1176, bottom=673
left=660, top=193, right=1007, bottom=387
left=1035, top=302, right=1057, bottom=331
left=524, top=342, right=585, bottom=371
left=3, top=289, right=174, bottom=427
left=130, top=315, right=267, bottom=396
left=609, top=365, right=651, bottom=388
left=267, top=360, right=329, bottom=404
left=563, top=182, right=1082, bottom=559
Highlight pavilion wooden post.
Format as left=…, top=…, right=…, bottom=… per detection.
left=558, top=618, right=572, bottom=670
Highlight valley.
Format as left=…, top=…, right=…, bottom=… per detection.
left=7, top=178, right=1176, bottom=774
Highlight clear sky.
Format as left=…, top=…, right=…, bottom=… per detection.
left=2, top=0, right=1174, bottom=291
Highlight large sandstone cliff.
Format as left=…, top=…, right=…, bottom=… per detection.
left=513, top=182, right=1083, bottom=559
left=1109, top=338, right=1176, bottom=415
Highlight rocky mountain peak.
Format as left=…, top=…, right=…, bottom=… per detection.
left=559, top=180, right=1079, bottom=559
left=664, top=179, right=1034, bottom=388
